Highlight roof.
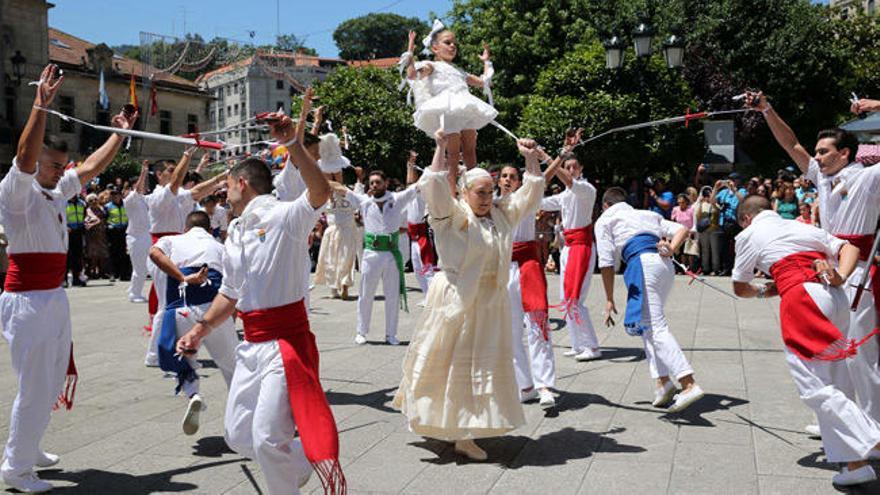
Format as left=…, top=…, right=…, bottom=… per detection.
left=48, top=27, right=198, bottom=89
left=197, top=50, right=347, bottom=84
left=347, top=57, right=400, bottom=69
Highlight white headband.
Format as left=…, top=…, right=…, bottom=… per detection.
left=422, top=19, right=446, bottom=55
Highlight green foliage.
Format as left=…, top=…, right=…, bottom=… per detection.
left=100, top=150, right=142, bottom=185
left=275, top=34, right=318, bottom=56
left=333, top=13, right=428, bottom=60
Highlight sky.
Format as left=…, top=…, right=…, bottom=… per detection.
left=48, top=0, right=455, bottom=58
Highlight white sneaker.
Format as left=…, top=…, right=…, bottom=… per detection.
left=129, top=296, right=147, bottom=303
left=416, top=301, right=426, bottom=308
left=519, top=389, right=539, bottom=403
left=330, top=288, right=339, bottom=299
left=833, top=465, right=877, bottom=486
left=35, top=452, right=59, bottom=468
left=454, top=439, right=487, bottom=461
left=538, top=389, right=556, bottom=408
left=575, top=348, right=602, bottom=362
left=668, top=385, right=704, bottom=413
left=354, top=334, right=367, bottom=345
left=563, top=349, right=579, bottom=357
left=2, top=471, right=52, bottom=493
left=144, top=357, right=159, bottom=368
left=652, top=382, right=677, bottom=407
left=182, top=394, right=205, bottom=436
left=804, top=424, right=821, bottom=437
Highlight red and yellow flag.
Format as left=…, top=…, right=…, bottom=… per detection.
left=128, top=73, right=139, bottom=110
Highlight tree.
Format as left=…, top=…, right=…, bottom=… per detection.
left=275, top=34, right=318, bottom=56
left=333, top=13, right=427, bottom=60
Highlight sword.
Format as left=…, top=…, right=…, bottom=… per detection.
left=851, top=228, right=880, bottom=311
left=671, top=258, right=739, bottom=300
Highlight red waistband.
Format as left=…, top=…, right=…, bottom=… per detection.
left=5, top=253, right=67, bottom=292
left=835, top=234, right=874, bottom=262
left=512, top=241, right=540, bottom=264
left=239, top=299, right=309, bottom=342
left=151, top=232, right=178, bottom=244
left=564, top=225, right=594, bottom=246
left=769, top=251, right=825, bottom=296
left=407, top=222, right=429, bottom=239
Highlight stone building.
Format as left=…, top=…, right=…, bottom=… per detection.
left=831, top=0, right=878, bottom=18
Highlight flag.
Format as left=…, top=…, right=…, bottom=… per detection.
left=149, top=85, right=158, bottom=116
left=98, top=70, right=109, bottom=110
left=129, top=73, right=138, bottom=111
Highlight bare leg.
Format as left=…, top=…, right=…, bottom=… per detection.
left=679, top=374, right=696, bottom=392
left=461, top=129, right=477, bottom=169
left=446, top=133, right=462, bottom=171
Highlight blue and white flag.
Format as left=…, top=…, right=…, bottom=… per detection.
left=98, top=69, right=109, bottom=110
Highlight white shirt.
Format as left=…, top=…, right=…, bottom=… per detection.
left=325, top=192, right=356, bottom=227
left=594, top=202, right=683, bottom=269
left=512, top=196, right=538, bottom=243
left=732, top=210, right=846, bottom=283
left=405, top=194, right=428, bottom=225
left=0, top=158, right=81, bottom=255
left=805, top=158, right=880, bottom=235
left=177, top=188, right=196, bottom=226
left=273, top=159, right=306, bottom=202
left=219, top=194, right=322, bottom=312
left=211, top=205, right=229, bottom=232
left=123, top=191, right=149, bottom=236
left=146, top=184, right=185, bottom=234
left=153, top=227, right=224, bottom=272
left=540, top=178, right=596, bottom=230
left=346, top=186, right=418, bottom=235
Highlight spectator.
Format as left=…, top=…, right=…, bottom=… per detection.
left=646, top=177, right=674, bottom=219
left=105, top=187, right=130, bottom=282
left=773, top=182, right=798, bottom=220
left=794, top=177, right=817, bottom=204
left=795, top=202, right=814, bottom=225
left=83, top=193, right=109, bottom=280
left=710, top=173, right=745, bottom=276
left=685, top=186, right=698, bottom=205
left=66, top=193, right=87, bottom=286
left=671, top=193, right=698, bottom=270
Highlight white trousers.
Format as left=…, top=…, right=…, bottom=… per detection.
left=559, top=245, right=599, bottom=352
left=637, top=253, right=693, bottom=381
left=410, top=240, right=436, bottom=294
left=126, top=233, right=151, bottom=299
left=508, top=263, right=556, bottom=390
left=169, top=303, right=238, bottom=397
left=0, top=288, right=71, bottom=477
left=785, top=282, right=880, bottom=462
left=144, top=270, right=168, bottom=364
left=357, top=250, right=400, bottom=338
left=225, top=340, right=311, bottom=495
left=844, top=263, right=880, bottom=421
left=399, top=232, right=411, bottom=265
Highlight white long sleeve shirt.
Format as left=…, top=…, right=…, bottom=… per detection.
left=594, top=202, right=683, bottom=269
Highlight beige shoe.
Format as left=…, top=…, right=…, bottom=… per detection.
left=454, top=439, right=487, bottom=461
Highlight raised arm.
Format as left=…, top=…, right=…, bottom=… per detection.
left=405, top=31, right=419, bottom=80
left=311, top=106, right=325, bottom=136
left=745, top=91, right=811, bottom=173
left=75, top=108, right=138, bottom=186
left=169, top=148, right=195, bottom=195
left=852, top=99, right=880, bottom=115
left=194, top=153, right=210, bottom=174
left=189, top=171, right=228, bottom=202
left=466, top=43, right=493, bottom=88
left=133, top=160, right=149, bottom=195
left=17, top=64, right=64, bottom=174
left=499, top=139, right=545, bottom=226
left=406, top=151, right=419, bottom=186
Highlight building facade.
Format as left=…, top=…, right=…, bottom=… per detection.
left=197, top=50, right=345, bottom=154
left=831, top=0, right=878, bottom=18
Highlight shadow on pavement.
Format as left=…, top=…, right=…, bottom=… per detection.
left=35, top=459, right=243, bottom=494
left=409, top=426, right=645, bottom=467
left=191, top=435, right=234, bottom=458
left=326, top=386, right=398, bottom=414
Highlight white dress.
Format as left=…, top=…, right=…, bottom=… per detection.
left=314, top=191, right=358, bottom=291
left=411, top=61, right=498, bottom=136
left=393, top=168, right=544, bottom=441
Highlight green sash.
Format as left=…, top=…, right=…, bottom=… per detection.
left=363, top=231, right=408, bottom=312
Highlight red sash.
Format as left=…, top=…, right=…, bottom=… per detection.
left=770, top=251, right=879, bottom=361
left=239, top=300, right=346, bottom=495
left=512, top=241, right=550, bottom=340
left=556, top=225, right=594, bottom=320
left=407, top=223, right=437, bottom=272
left=4, top=253, right=78, bottom=410
left=836, top=234, right=880, bottom=316
left=147, top=232, right=179, bottom=328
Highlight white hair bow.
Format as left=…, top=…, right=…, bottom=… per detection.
left=422, top=19, right=446, bottom=55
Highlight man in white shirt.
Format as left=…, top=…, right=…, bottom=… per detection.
left=149, top=211, right=237, bottom=437
left=747, top=91, right=880, bottom=425
left=0, top=64, right=136, bottom=493
left=199, top=195, right=229, bottom=240
left=124, top=161, right=151, bottom=303
left=403, top=152, right=437, bottom=298
left=732, top=195, right=880, bottom=487
left=345, top=169, right=418, bottom=345
left=595, top=187, right=703, bottom=413
left=176, top=90, right=344, bottom=494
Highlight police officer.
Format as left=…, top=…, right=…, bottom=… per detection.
left=66, top=193, right=86, bottom=287
left=106, top=186, right=130, bottom=282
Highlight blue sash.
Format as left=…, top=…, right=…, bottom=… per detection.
left=158, top=267, right=222, bottom=394
left=621, top=234, right=660, bottom=337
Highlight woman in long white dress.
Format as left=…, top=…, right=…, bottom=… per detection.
left=393, top=133, right=546, bottom=461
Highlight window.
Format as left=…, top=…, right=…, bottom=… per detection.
left=187, top=114, right=198, bottom=134
left=289, top=86, right=298, bottom=97
left=159, top=110, right=172, bottom=135
left=276, top=101, right=285, bottom=113
left=276, top=80, right=284, bottom=90
left=226, top=86, right=231, bottom=96
left=59, top=96, right=75, bottom=133
left=218, top=108, right=224, bottom=120
left=234, top=83, right=239, bottom=94
left=240, top=105, right=246, bottom=118
left=234, top=103, right=238, bottom=117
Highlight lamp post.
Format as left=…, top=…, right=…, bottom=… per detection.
left=632, top=22, right=655, bottom=58
left=11, top=50, right=26, bottom=86
left=603, top=36, right=626, bottom=70
left=604, top=22, right=685, bottom=70
left=662, top=33, right=685, bottom=69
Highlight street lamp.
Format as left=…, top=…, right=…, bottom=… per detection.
left=11, top=50, right=26, bottom=86
left=632, top=21, right=655, bottom=58
left=603, top=36, right=626, bottom=70
left=662, top=33, right=685, bottom=69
